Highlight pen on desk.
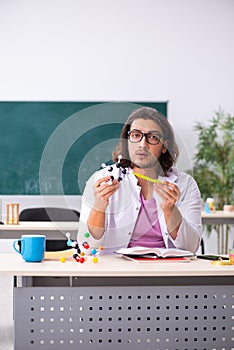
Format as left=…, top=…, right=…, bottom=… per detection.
left=133, top=172, right=165, bottom=184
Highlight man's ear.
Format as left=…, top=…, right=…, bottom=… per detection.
left=162, top=140, right=168, bottom=153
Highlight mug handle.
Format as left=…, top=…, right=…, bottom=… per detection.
left=13, top=239, right=22, bottom=254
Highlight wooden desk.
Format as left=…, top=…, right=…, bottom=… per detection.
left=202, top=211, right=234, bottom=254
left=0, top=254, right=233, bottom=350
left=0, top=253, right=234, bottom=277
left=202, top=210, right=234, bottom=225
left=0, top=221, right=78, bottom=240
left=1, top=214, right=233, bottom=254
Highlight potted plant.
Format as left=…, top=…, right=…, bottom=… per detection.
left=192, top=109, right=234, bottom=207
left=191, top=109, right=234, bottom=253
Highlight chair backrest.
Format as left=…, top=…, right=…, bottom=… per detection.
left=19, top=207, right=80, bottom=222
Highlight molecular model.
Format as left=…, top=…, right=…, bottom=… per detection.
left=101, top=155, right=128, bottom=183
left=59, top=156, right=126, bottom=264
left=59, top=232, right=104, bottom=264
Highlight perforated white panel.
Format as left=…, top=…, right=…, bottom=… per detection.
left=14, top=285, right=234, bottom=350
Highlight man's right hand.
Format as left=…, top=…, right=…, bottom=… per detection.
left=93, top=176, right=120, bottom=211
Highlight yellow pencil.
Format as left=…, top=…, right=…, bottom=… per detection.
left=133, top=172, right=165, bottom=184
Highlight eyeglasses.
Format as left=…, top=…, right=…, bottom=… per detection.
left=128, top=129, right=163, bottom=145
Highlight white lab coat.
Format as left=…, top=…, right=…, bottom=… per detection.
left=78, top=164, right=202, bottom=254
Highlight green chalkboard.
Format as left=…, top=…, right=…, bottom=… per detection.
left=0, top=101, right=167, bottom=195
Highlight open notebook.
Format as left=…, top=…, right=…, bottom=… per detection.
left=115, top=246, right=194, bottom=262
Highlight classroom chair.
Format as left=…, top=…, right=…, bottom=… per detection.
left=19, top=207, right=80, bottom=222
left=19, top=207, right=80, bottom=251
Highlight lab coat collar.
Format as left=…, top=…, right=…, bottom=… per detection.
left=158, top=167, right=178, bottom=183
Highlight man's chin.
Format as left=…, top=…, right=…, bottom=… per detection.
left=132, top=162, right=157, bottom=169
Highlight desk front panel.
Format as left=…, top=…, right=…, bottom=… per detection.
left=14, top=276, right=234, bottom=350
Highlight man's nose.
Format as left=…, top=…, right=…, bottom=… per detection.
left=139, top=134, right=148, bottom=146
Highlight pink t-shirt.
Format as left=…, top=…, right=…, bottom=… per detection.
left=128, top=193, right=166, bottom=248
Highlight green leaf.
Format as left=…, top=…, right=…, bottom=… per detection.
left=192, top=109, right=234, bottom=210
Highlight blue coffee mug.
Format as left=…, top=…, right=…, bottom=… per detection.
left=13, top=235, right=46, bottom=262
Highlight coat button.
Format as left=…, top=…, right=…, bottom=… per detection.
left=136, top=207, right=139, bottom=211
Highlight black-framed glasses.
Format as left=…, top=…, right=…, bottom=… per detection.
left=128, top=129, right=163, bottom=145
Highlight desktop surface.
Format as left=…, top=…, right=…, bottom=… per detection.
left=0, top=253, right=233, bottom=277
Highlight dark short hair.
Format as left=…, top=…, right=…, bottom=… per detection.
left=112, top=106, right=179, bottom=176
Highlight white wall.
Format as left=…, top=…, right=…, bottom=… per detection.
left=0, top=0, right=233, bottom=253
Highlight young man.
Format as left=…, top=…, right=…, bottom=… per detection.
left=78, top=107, right=202, bottom=254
